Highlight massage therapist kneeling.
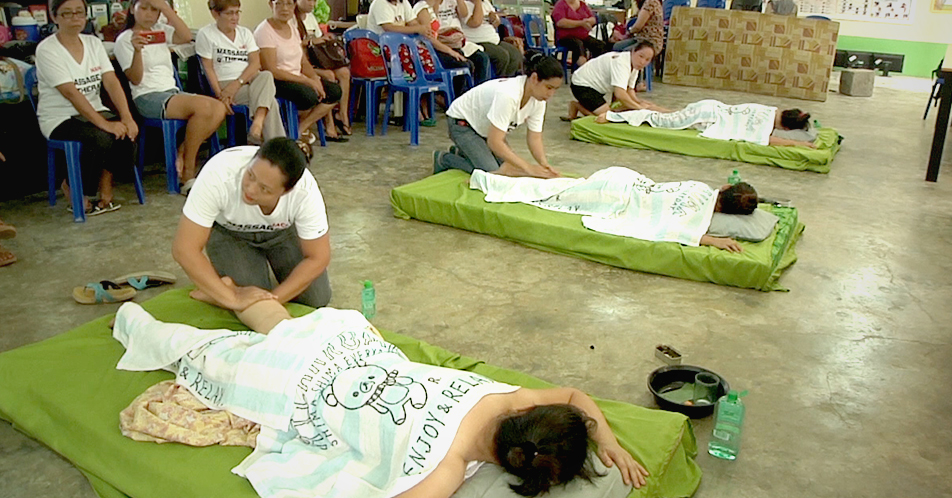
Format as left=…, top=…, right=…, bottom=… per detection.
left=172, top=138, right=331, bottom=311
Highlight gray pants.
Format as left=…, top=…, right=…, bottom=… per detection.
left=478, top=41, right=522, bottom=77
left=438, top=118, right=503, bottom=174
left=206, top=224, right=331, bottom=308
left=219, top=70, right=285, bottom=141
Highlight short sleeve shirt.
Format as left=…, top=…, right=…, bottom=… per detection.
left=35, top=34, right=114, bottom=138
left=433, top=0, right=463, bottom=29
left=114, top=23, right=178, bottom=99
left=182, top=146, right=329, bottom=239
left=254, top=19, right=304, bottom=76
left=570, top=51, right=638, bottom=99
left=635, top=0, right=664, bottom=52
left=460, top=0, right=499, bottom=44
left=446, top=75, right=545, bottom=137
left=366, top=0, right=416, bottom=36
left=551, top=0, right=594, bottom=41
left=195, top=24, right=259, bottom=83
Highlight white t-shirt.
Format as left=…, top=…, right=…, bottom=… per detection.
left=195, top=24, right=259, bottom=83
left=367, top=0, right=416, bottom=36
left=433, top=0, right=463, bottom=28
left=570, top=51, right=638, bottom=100
left=35, top=34, right=114, bottom=138
left=302, top=12, right=324, bottom=37
left=114, top=23, right=178, bottom=99
left=460, top=0, right=498, bottom=44
left=446, top=75, right=545, bottom=137
left=182, top=146, right=329, bottom=240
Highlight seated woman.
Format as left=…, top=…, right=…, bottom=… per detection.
left=197, top=0, right=285, bottom=144
left=460, top=0, right=522, bottom=77
left=611, top=0, right=663, bottom=56
left=115, top=0, right=227, bottom=192
left=596, top=100, right=818, bottom=148
left=416, top=0, right=492, bottom=84
left=434, top=53, right=562, bottom=179
left=295, top=0, right=352, bottom=135
left=563, top=41, right=666, bottom=121
left=113, top=293, right=648, bottom=498
left=551, top=0, right=605, bottom=68
left=470, top=167, right=760, bottom=252
left=413, top=0, right=478, bottom=98
left=171, top=137, right=332, bottom=311
left=36, top=0, right=139, bottom=215
left=255, top=0, right=348, bottom=145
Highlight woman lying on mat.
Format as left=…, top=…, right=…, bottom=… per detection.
left=114, top=294, right=648, bottom=498
left=434, top=52, right=564, bottom=179
left=562, top=41, right=668, bottom=122
left=595, top=99, right=818, bottom=148
left=171, top=138, right=332, bottom=311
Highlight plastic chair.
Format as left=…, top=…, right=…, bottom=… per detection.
left=522, top=14, right=571, bottom=83
left=24, top=67, right=145, bottom=223
left=344, top=28, right=389, bottom=136
left=498, top=16, right=516, bottom=38
left=195, top=59, right=251, bottom=147
left=644, top=62, right=653, bottom=92
left=696, top=0, right=725, bottom=8
left=379, top=32, right=451, bottom=146
left=138, top=69, right=222, bottom=194
left=278, top=97, right=327, bottom=146
left=663, top=0, right=691, bottom=23
left=417, top=36, right=474, bottom=104
left=924, top=59, right=946, bottom=120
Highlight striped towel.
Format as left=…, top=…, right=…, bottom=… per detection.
left=114, top=303, right=518, bottom=498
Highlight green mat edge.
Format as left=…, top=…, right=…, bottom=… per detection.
left=569, top=115, right=842, bottom=174
left=0, top=289, right=702, bottom=498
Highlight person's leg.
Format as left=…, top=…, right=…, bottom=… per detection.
left=468, top=50, right=492, bottom=83
left=244, top=71, right=286, bottom=141
left=478, top=42, right=510, bottom=78
left=49, top=115, right=123, bottom=207
left=557, top=37, right=586, bottom=67
left=435, top=51, right=470, bottom=97
left=318, top=79, right=345, bottom=139
left=499, top=41, right=524, bottom=76
left=275, top=79, right=325, bottom=138
left=332, top=67, right=352, bottom=133
left=584, top=36, right=607, bottom=59
left=205, top=224, right=273, bottom=290
left=437, top=118, right=503, bottom=174
left=262, top=229, right=332, bottom=308
left=612, top=38, right=637, bottom=52
left=571, top=84, right=610, bottom=116
left=164, top=94, right=228, bottom=182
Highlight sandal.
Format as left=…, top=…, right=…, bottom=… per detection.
left=0, top=223, right=15, bottom=240
left=300, top=128, right=318, bottom=145
left=295, top=139, right=314, bottom=161
left=91, top=202, right=121, bottom=215
left=333, top=115, right=352, bottom=136
left=110, top=271, right=177, bottom=290
left=0, top=247, right=15, bottom=268
left=421, top=117, right=437, bottom=127
left=72, top=280, right=137, bottom=304
left=180, top=179, right=196, bottom=197
left=559, top=116, right=575, bottom=122
left=325, top=134, right=349, bottom=143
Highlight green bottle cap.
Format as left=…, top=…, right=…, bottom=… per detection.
left=363, top=280, right=373, bottom=288
left=732, top=169, right=739, bottom=174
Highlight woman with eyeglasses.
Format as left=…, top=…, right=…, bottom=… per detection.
left=34, top=0, right=138, bottom=215
left=115, top=0, right=228, bottom=194
left=196, top=0, right=285, bottom=144
left=255, top=0, right=348, bottom=144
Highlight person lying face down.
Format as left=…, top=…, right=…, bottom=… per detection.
left=596, top=100, right=818, bottom=148
left=702, top=182, right=758, bottom=253
left=114, top=287, right=649, bottom=498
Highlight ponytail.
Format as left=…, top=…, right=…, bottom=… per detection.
left=525, top=51, right=563, bottom=82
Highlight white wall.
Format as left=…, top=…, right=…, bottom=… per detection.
left=178, top=0, right=273, bottom=30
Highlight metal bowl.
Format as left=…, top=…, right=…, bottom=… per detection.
left=647, top=365, right=730, bottom=418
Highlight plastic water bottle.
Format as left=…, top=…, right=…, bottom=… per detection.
left=708, top=390, right=747, bottom=460
left=727, top=169, right=742, bottom=185
left=361, top=280, right=376, bottom=320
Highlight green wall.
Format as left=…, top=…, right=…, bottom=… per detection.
left=836, top=36, right=947, bottom=77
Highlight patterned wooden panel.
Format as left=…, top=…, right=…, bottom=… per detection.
left=663, top=7, right=838, bottom=102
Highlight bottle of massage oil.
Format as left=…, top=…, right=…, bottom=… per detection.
left=361, top=280, right=376, bottom=320
left=708, top=390, right=747, bottom=460
left=728, top=170, right=742, bottom=185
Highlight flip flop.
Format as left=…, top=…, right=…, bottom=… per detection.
left=0, top=223, right=15, bottom=240
left=559, top=116, right=575, bottom=122
left=110, top=271, right=177, bottom=290
left=73, top=281, right=137, bottom=304
left=0, top=248, right=15, bottom=268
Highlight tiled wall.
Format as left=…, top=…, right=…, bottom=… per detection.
left=663, top=7, right=839, bottom=102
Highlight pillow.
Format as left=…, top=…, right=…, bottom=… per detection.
left=770, top=122, right=818, bottom=143
left=452, top=453, right=631, bottom=498
left=707, top=208, right=780, bottom=242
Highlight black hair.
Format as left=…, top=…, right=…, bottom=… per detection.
left=629, top=39, right=656, bottom=55
left=49, top=0, right=85, bottom=17
left=124, top=0, right=173, bottom=30
left=634, top=0, right=646, bottom=8
left=718, top=182, right=758, bottom=215
left=525, top=51, right=563, bottom=82
left=257, top=137, right=308, bottom=190
left=779, top=109, right=810, bottom=130
left=208, top=0, right=241, bottom=12
left=494, top=404, right=600, bottom=496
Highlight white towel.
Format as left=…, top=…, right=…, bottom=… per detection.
left=606, top=100, right=777, bottom=146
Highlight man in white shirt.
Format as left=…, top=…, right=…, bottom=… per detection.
left=172, top=138, right=332, bottom=310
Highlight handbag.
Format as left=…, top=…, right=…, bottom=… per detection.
left=437, top=27, right=465, bottom=50
left=307, top=38, right=348, bottom=70
left=348, top=37, right=386, bottom=78
left=0, top=57, right=30, bottom=104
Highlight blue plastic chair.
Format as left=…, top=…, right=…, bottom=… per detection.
left=498, top=16, right=516, bottom=38
left=644, top=62, right=653, bottom=92
left=344, top=28, right=389, bottom=136
left=522, top=14, right=571, bottom=82
left=195, top=59, right=251, bottom=147
left=24, top=67, right=145, bottom=222
left=278, top=97, right=327, bottom=147
left=417, top=36, right=474, bottom=104
left=696, top=0, right=725, bottom=8
left=379, top=32, right=451, bottom=146
left=138, top=70, right=222, bottom=194
left=663, top=0, right=691, bottom=22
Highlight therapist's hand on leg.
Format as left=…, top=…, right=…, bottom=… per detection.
left=190, top=277, right=277, bottom=310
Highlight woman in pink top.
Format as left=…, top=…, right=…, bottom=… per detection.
left=551, top=0, right=605, bottom=67
left=255, top=0, right=347, bottom=145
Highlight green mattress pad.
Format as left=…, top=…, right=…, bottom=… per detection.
left=570, top=116, right=842, bottom=173
left=0, top=289, right=701, bottom=498
left=392, top=170, right=805, bottom=292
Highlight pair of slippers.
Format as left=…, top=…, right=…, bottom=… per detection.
left=72, top=271, right=177, bottom=305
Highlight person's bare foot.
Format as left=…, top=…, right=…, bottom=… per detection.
left=175, top=146, right=185, bottom=178
left=0, top=245, right=16, bottom=267
left=595, top=113, right=609, bottom=124
left=249, top=120, right=265, bottom=144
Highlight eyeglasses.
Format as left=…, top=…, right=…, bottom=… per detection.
left=220, top=9, right=242, bottom=15
left=57, top=10, right=87, bottom=19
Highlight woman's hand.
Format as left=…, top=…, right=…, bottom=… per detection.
left=450, top=50, right=467, bottom=62
left=709, top=236, right=743, bottom=253
left=597, top=441, right=649, bottom=489
left=131, top=33, right=148, bottom=51
left=309, top=77, right=326, bottom=100
left=121, top=117, right=139, bottom=140
left=219, top=81, right=240, bottom=113
left=100, top=120, right=128, bottom=139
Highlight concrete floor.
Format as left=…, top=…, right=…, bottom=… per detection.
left=1, top=73, right=951, bottom=498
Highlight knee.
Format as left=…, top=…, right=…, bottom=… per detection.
left=335, top=67, right=350, bottom=82
left=324, top=83, right=342, bottom=103
left=199, top=98, right=227, bottom=123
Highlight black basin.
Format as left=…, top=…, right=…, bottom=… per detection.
left=647, top=365, right=730, bottom=419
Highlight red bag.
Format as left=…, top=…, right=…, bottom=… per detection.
left=348, top=38, right=386, bottom=78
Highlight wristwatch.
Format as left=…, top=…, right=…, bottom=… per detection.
left=237, top=77, right=245, bottom=85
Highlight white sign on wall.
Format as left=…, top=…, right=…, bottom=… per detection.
left=799, top=0, right=914, bottom=23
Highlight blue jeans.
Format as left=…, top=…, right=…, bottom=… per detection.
left=612, top=38, right=640, bottom=52
left=438, top=118, right=503, bottom=174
